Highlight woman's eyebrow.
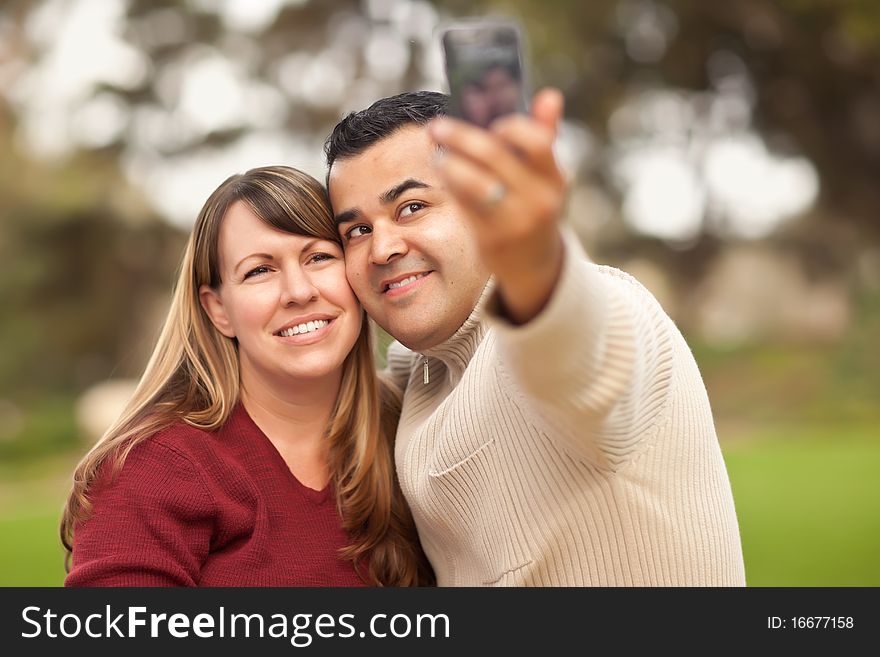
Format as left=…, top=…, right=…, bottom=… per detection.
left=234, top=253, right=275, bottom=273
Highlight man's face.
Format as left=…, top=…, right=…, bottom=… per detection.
left=328, top=125, right=490, bottom=352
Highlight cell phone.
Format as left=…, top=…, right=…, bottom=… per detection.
left=440, top=20, right=529, bottom=128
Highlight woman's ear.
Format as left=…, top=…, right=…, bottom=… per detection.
left=199, top=284, right=236, bottom=338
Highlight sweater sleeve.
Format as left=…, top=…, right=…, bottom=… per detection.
left=484, top=228, right=675, bottom=470
left=65, top=437, right=215, bottom=587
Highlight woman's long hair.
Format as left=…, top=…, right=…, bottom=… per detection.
left=60, top=166, right=433, bottom=586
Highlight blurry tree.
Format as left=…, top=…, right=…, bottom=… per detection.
left=5, top=1, right=877, bottom=270
left=2, top=0, right=879, bottom=405
left=0, top=102, right=185, bottom=400
left=439, top=0, right=880, bottom=273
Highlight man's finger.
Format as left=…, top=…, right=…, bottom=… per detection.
left=490, top=114, right=560, bottom=177
left=429, top=116, right=531, bottom=186
left=435, top=151, right=508, bottom=218
left=530, top=87, right=564, bottom=135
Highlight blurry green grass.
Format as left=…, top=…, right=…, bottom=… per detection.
left=0, top=452, right=75, bottom=586
left=1, top=430, right=878, bottom=587
left=0, top=507, right=67, bottom=586
left=724, top=425, right=880, bottom=586
left=1, top=320, right=878, bottom=586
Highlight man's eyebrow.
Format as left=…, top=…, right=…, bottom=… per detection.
left=334, top=179, right=431, bottom=226
left=334, top=208, right=360, bottom=226
left=380, top=178, right=430, bottom=204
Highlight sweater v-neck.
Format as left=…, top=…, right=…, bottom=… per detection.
left=233, top=403, right=332, bottom=506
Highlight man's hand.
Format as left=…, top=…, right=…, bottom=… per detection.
left=428, top=88, right=567, bottom=325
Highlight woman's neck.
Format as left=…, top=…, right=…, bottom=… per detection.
left=238, top=369, right=342, bottom=490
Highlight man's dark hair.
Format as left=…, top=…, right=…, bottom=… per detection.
left=324, top=91, right=449, bottom=171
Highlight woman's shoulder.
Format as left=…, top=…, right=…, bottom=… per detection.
left=68, top=423, right=220, bottom=587
left=149, top=406, right=259, bottom=465
left=90, top=418, right=225, bottom=493
left=103, top=425, right=206, bottom=483
left=149, top=419, right=221, bottom=461
left=84, top=423, right=216, bottom=516
left=109, top=408, right=261, bottom=493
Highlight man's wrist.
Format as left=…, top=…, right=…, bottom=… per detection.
left=493, top=232, right=565, bottom=325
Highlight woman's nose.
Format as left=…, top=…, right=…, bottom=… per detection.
left=279, top=267, right=319, bottom=306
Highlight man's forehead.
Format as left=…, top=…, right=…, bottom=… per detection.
left=334, top=126, right=433, bottom=172
left=328, top=125, right=437, bottom=196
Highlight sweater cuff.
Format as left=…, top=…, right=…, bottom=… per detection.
left=483, top=227, right=608, bottom=347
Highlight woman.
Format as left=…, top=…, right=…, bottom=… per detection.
left=61, top=166, right=433, bottom=586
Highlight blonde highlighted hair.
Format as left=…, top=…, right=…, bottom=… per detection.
left=60, top=166, right=433, bottom=586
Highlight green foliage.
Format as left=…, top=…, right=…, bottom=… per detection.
left=373, top=323, right=395, bottom=369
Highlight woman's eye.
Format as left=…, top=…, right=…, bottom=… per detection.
left=400, top=202, right=425, bottom=218
left=307, top=252, right=335, bottom=264
left=345, top=225, right=372, bottom=240
left=244, top=265, right=270, bottom=279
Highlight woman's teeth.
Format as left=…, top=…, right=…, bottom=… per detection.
left=279, top=319, right=329, bottom=337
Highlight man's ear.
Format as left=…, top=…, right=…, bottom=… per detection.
left=199, top=284, right=236, bottom=338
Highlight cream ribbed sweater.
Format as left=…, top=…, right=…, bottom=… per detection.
left=386, top=231, right=746, bottom=586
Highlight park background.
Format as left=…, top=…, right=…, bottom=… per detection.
left=0, top=0, right=878, bottom=586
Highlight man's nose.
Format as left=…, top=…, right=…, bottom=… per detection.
left=369, top=222, right=407, bottom=265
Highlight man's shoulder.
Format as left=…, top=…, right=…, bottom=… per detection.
left=587, top=260, right=648, bottom=292
left=562, top=224, right=665, bottom=308
left=585, top=260, right=671, bottom=318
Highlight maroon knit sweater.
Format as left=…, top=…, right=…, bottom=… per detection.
left=65, top=403, right=367, bottom=587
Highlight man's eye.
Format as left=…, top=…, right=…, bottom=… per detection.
left=344, top=225, right=372, bottom=240
left=400, top=202, right=425, bottom=218
left=244, top=265, right=270, bottom=279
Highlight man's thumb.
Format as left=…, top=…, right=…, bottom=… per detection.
left=531, top=88, right=564, bottom=134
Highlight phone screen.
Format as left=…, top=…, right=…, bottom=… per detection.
left=441, top=21, right=528, bottom=128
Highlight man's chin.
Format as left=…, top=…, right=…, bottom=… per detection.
left=383, top=322, right=446, bottom=353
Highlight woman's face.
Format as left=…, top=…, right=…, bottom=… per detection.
left=200, top=200, right=362, bottom=391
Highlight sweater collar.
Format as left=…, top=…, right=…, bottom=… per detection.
left=421, top=277, right=494, bottom=383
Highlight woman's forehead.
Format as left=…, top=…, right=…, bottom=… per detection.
left=217, top=201, right=337, bottom=264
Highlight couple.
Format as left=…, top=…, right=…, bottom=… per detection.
left=62, top=88, right=746, bottom=587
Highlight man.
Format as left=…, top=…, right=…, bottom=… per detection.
left=324, top=88, right=745, bottom=586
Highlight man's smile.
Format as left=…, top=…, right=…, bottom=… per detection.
left=379, top=271, right=433, bottom=296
